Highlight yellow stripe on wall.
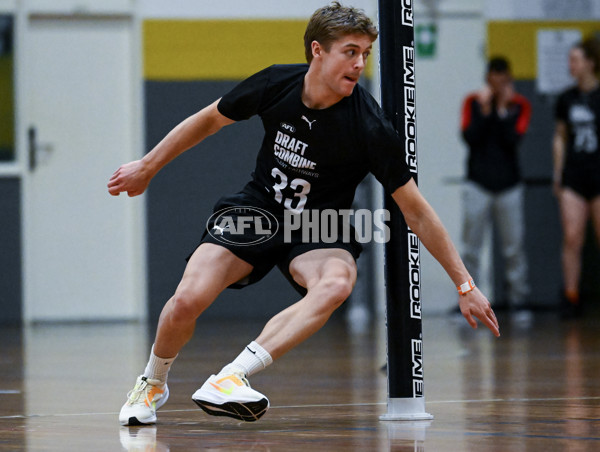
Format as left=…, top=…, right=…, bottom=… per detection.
left=488, top=21, right=600, bottom=80
left=144, top=20, right=307, bottom=80
left=0, top=56, right=14, bottom=148
left=144, top=19, right=375, bottom=81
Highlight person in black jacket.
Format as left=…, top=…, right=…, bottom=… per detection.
left=459, top=56, right=532, bottom=316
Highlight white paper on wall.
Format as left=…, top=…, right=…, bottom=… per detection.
left=536, top=29, right=582, bottom=95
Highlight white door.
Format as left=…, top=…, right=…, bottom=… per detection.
left=20, top=14, right=145, bottom=322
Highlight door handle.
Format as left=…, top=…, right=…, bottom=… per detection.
left=28, top=126, right=53, bottom=172
left=28, top=126, right=36, bottom=171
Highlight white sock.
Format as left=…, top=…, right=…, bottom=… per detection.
left=143, top=344, right=177, bottom=383
left=220, top=341, right=273, bottom=377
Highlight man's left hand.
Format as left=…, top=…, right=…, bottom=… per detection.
left=458, top=288, right=500, bottom=337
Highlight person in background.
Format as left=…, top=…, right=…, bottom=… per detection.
left=553, top=38, right=600, bottom=318
left=459, top=56, right=532, bottom=319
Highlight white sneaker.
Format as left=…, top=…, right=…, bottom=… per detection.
left=192, top=372, right=269, bottom=422
left=119, top=376, right=169, bottom=426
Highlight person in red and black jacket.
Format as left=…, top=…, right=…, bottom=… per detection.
left=459, top=56, right=532, bottom=318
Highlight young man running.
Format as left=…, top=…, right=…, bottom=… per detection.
left=108, top=2, right=500, bottom=426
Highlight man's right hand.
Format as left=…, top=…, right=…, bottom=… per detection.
left=107, top=160, right=152, bottom=197
left=475, top=85, right=493, bottom=116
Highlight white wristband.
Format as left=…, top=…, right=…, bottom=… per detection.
left=457, top=279, right=476, bottom=295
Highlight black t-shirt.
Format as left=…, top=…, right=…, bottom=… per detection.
left=217, top=64, right=412, bottom=214
left=555, top=85, right=600, bottom=169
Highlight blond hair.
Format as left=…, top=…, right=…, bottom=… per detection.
left=304, top=2, right=378, bottom=63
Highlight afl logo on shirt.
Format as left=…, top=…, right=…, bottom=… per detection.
left=280, top=122, right=296, bottom=133
left=207, top=206, right=279, bottom=246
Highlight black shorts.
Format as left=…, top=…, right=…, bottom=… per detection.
left=562, top=164, right=600, bottom=201
left=188, top=191, right=362, bottom=295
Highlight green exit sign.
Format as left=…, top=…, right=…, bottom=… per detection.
left=416, top=23, right=437, bottom=58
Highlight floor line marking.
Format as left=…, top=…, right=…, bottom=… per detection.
left=2, top=396, right=600, bottom=420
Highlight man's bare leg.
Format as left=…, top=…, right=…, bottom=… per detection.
left=190, top=247, right=357, bottom=422
left=153, top=243, right=254, bottom=358
left=119, top=243, right=252, bottom=425
left=255, top=248, right=357, bottom=360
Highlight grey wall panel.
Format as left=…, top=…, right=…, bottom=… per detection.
left=145, top=79, right=600, bottom=318
left=0, top=178, right=22, bottom=324
left=145, top=81, right=299, bottom=321
left=492, top=81, right=560, bottom=308
left=516, top=82, right=556, bottom=182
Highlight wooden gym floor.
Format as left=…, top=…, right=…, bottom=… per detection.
left=1, top=309, right=599, bottom=451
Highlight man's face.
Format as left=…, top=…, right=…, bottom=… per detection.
left=314, top=33, right=373, bottom=98
left=486, top=70, right=511, bottom=95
